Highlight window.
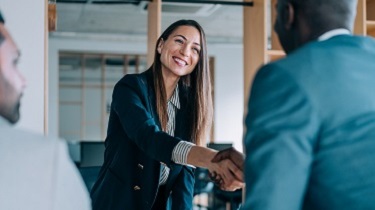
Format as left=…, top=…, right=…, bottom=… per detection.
left=59, top=52, right=147, bottom=141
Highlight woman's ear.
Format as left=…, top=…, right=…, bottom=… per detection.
left=157, top=38, right=164, bottom=54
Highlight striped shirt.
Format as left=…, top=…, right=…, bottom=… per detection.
left=159, top=85, right=195, bottom=185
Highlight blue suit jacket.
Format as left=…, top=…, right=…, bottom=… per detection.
left=244, top=35, right=375, bottom=210
left=90, top=69, right=195, bottom=210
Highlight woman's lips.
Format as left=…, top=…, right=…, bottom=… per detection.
left=173, top=56, right=187, bottom=66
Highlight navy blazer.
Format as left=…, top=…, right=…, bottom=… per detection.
left=243, top=35, right=375, bottom=210
left=91, top=69, right=195, bottom=210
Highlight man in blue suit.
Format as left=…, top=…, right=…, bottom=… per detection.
left=243, top=0, right=375, bottom=209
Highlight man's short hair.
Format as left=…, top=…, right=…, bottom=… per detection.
left=294, top=0, right=357, bottom=30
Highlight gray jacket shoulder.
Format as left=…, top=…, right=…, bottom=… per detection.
left=0, top=127, right=91, bottom=210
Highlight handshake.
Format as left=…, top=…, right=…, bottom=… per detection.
left=208, top=147, right=245, bottom=191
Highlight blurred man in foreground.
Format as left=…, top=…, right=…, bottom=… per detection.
left=0, top=11, right=91, bottom=210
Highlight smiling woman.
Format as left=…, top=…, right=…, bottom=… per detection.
left=90, top=19, right=244, bottom=210
left=153, top=20, right=211, bottom=145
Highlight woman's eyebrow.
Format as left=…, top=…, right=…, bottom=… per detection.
left=174, top=34, right=201, bottom=47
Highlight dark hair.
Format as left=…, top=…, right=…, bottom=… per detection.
left=152, top=19, right=213, bottom=146
left=0, top=11, right=5, bottom=45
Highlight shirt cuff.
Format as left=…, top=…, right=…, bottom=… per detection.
left=172, top=141, right=196, bottom=168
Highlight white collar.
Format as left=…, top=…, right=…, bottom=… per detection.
left=168, top=84, right=180, bottom=109
left=317, top=28, right=351, bottom=41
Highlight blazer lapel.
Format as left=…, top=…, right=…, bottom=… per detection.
left=175, top=84, right=191, bottom=141
left=145, top=69, right=162, bottom=129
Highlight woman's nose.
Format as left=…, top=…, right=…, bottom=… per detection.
left=179, top=46, right=189, bottom=57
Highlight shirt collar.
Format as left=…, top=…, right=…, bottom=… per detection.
left=0, top=116, right=11, bottom=127
left=168, top=84, right=180, bottom=109
left=317, top=28, right=351, bottom=41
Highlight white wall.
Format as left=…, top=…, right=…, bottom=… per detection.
left=49, top=36, right=244, bottom=151
left=1, top=1, right=46, bottom=134
left=210, top=44, right=244, bottom=151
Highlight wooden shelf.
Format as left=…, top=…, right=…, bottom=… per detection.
left=267, top=49, right=285, bottom=56
left=367, top=0, right=375, bottom=21
left=367, top=20, right=375, bottom=37
left=267, top=50, right=285, bottom=62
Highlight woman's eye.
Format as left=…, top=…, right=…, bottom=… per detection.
left=193, top=48, right=200, bottom=54
left=175, top=39, right=183, bottom=44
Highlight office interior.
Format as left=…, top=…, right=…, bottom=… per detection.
left=1, top=0, right=374, bottom=209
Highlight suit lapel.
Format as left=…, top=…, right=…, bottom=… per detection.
left=175, top=84, right=191, bottom=141
left=145, top=69, right=162, bottom=130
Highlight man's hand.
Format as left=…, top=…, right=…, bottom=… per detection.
left=212, top=147, right=244, bottom=171
left=209, top=147, right=245, bottom=191
left=185, top=145, right=245, bottom=191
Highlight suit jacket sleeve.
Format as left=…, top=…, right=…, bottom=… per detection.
left=52, top=141, right=91, bottom=210
left=111, top=75, right=181, bottom=165
left=243, top=64, right=320, bottom=210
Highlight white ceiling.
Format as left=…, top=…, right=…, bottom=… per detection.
left=52, top=1, right=244, bottom=43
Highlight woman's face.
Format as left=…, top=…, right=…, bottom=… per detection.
left=157, top=25, right=201, bottom=79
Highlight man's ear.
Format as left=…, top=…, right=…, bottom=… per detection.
left=284, top=2, right=295, bottom=30
left=157, top=38, right=164, bottom=54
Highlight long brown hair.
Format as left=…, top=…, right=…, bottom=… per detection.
left=152, top=19, right=212, bottom=146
